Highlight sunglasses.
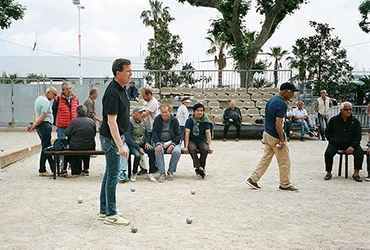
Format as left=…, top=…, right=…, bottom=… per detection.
left=343, top=108, right=352, bottom=111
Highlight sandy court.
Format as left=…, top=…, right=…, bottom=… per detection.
left=0, top=132, right=369, bottom=250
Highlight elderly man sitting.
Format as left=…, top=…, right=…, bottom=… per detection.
left=291, top=101, right=315, bottom=141
left=152, top=104, right=181, bottom=183
left=324, top=101, right=363, bottom=182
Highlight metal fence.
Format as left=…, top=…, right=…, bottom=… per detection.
left=0, top=69, right=294, bottom=127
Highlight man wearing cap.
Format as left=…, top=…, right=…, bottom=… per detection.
left=125, top=106, right=157, bottom=182
left=176, top=96, right=191, bottom=143
left=246, top=82, right=299, bottom=191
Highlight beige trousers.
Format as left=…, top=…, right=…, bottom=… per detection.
left=250, top=132, right=291, bottom=188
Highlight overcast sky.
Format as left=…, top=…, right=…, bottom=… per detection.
left=1, top=0, right=369, bottom=72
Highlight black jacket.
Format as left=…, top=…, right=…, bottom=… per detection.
left=325, top=113, right=361, bottom=148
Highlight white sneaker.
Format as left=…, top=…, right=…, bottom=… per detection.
left=158, top=173, right=166, bottom=183
left=104, top=214, right=130, bottom=226
left=130, top=174, right=137, bottom=182
left=148, top=173, right=157, bottom=182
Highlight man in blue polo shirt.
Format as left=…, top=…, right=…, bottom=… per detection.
left=246, top=82, right=299, bottom=191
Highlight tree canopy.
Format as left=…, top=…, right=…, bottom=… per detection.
left=0, top=0, right=26, bottom=30
left=177, top=0, right=307, bottom=88
left=359, top=0, right=370, bottom=33
left=289, top=21, right=353, bottom=96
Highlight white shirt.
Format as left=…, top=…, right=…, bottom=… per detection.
left=143, top=97, right=159, bottom=132
left=176, top=104, right=189, bottom=126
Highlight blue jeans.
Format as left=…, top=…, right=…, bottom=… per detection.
left=99, top=134, right=128, bottom=216
left=293, top=120, right=310, bottom=137
left=36, top=122, right=54, bottom=173
left=56, top=127, right=66, bottom=165
left=155, top=143, right=181, bottom=174
left=318, top=113, right=328, bottom=139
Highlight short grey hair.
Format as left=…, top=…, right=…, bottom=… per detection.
left=76, top=104, right=87, bottom=117
left=340, top=101, right=352, bottom=109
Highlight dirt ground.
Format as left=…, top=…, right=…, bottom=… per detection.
left=0, top=133, right=369, bottom=250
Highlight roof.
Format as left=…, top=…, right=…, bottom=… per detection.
left=0, top=56, right=144, bottom=78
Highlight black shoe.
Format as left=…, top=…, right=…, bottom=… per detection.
left=300, top=137, right=305, bottom=142
left=308, top=132, right=314, bottom=137
left=279, top=185, right=298, bottom=192
left=195, top=168, right=200, bottom=176
left=246, top=178, right=261, bottom=189
left=324, top=174, right=332, bottom=180
left=137, top=169, right=148, bottom=176
left=366, top=175, right=370, bottom=182
left=352, top=175, right=362, bottom=182
left=198, top=167, right=206, bottom=179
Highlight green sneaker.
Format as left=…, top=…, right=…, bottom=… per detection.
left=97, top=213, right=106, bottom=221
left=104, top=214, right=130, bottom=226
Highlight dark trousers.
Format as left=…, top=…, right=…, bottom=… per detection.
left=36, top=121, right=54, bottom=173
left=223, top=120, right=241, bottom=138
left=66, top=155, right=90, bottom=175
left=129, top=146, right=157, bottom=174
left=367, top=154, right=370, bottom=174
left=324, top=144, right=364, bottom=172
left=188, top=140, right=209, bottom=169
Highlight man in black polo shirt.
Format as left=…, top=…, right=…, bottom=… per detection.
left=97, top=58, right=131, bottom=226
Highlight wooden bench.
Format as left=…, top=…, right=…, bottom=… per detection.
left=44, top=150, right=105, bottom=179
left=337, top=147, right=367, bottom=178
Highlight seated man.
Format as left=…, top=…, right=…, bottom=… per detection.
left=223, top=100, right=242, bottom=142
left=183, top=103, right=213, bottom=179
left=64, top=104, right=96, bottom=176
left=152, top=104, right=181, bottom=183
left=291, top=101, right=314, bottom=141
left=125, top=106, right=157, bottom=182
left=324, top=101, right=363, bottom=182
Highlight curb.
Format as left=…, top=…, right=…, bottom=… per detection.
left=0, top=144, right=40, bottom=169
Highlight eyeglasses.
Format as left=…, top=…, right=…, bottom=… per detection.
left=343, top=108, right=352, bottom=111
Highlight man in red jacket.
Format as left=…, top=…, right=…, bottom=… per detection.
left=52, top=81, right=79, bottom=176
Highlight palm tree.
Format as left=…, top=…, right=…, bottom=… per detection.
left=205, top=34, right=229, bottom=87
left=266, top=46, right=289, bottom=87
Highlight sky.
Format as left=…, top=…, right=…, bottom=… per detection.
left=1, top=0, right=369, bottom=72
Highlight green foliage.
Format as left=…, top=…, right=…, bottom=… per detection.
left=266, top=46, right=289, bottom=87
left=1, top=72, right=23, bottom=84
left=359, top=0, right=370, bottom=33
left=141, top=0, right=183, bottom=88
left=26, top=73, right=49, bottom=84
left=0, top=0, right=26, bottom=30
left=177, top=0, right=306, bottom=88
left=290, top=21, right=353, bottom=96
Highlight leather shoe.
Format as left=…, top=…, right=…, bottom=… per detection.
left=324, top=174, right=332, bottom=180
left=352, top=175, right=362, bottom=182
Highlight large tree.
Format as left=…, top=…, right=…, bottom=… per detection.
left=359, top=0, right=370, bottom=33
left=177, top=0, right=307, bottom=88
left=0, top=0, right=26, bottom=30
left=266, top=46, right=289, bottom=87
left=141, top=0, right=183, bottom=88
left=290, top=21, right=353, bottom=96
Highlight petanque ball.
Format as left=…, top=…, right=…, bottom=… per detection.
left=131, top=226, right=138, bottom=233
left=191, top=190, right=196, bottom=195
left=78, top=198, right=83, bottom=203
left=186, top=217, right=193, bottom=224
left=131, top=187, right=135, bottom=192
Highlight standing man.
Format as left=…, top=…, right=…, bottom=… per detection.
left=138, top=87, right=159, bottom=175
left=314, top=89, right=332, bottom=141
left=83, top=87, right=102, bottom=124
left=52, top=81, right=79, bottom=176
left=97, top=58, right=131, bottom=226
left=27, top=87, right=58, bottom=176
left=127, top=81, right=139, bottom=101
left=246, top=82, right=299, bottom=191
left=152, top=104, right=181, bottom=183
left=324, top=101, right=363, bottom=182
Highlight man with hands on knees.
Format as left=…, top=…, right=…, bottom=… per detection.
left=183, top=103, right=213, bottom=179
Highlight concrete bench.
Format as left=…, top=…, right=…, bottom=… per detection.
left=44, top=150, right=105, bottom=179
